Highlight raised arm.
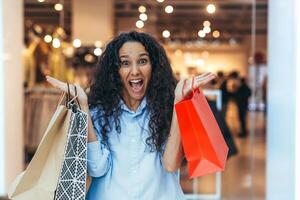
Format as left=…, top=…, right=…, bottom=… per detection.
left=46, top=76, right=98, bottom=142
left=46, top=76, right=111, bottom=177
left=162, top=72, right=216, bottom=172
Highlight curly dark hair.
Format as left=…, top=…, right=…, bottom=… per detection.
left=88, top=31, right=177, bottom=153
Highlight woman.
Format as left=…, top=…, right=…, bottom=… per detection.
left=47, top=31, right=215, bottom=200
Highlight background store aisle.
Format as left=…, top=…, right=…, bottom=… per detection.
left=222, top=111, right=266, bottom=200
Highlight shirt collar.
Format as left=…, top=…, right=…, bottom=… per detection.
left=120, top=97, right=147, bottom=116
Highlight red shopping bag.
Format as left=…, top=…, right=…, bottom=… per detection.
left=175, top=79, right=228, bottom=178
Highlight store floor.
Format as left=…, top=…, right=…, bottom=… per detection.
left=180, top=102, right=266, bottom=200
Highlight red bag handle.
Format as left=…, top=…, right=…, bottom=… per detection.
left=181, top=77, right=195, bottom=99
left=192, top=77, right=195, bottom=91
left=182, top=79, right=187, bottom=99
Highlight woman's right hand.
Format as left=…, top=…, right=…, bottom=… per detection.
left=46, top=76, right=89, bottom=109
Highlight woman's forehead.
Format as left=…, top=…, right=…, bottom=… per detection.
left=119, top=41, right=148, bottom=57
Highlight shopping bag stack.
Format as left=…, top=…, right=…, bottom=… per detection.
left=175, top=79, right=229, bottom=178
left=8, top=86, right=88, bottom=200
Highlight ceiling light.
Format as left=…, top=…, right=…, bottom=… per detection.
left=94, top=48, right=103, bottom=56
left=157, top=0, right=165, bottom=2
left=33, top=25, right=42, bottom=34
left=73, top=39, right=81, bottom=48
left=162, top=30, right=171, bottom=38
left=138, top=5, right=146, bottom=13
left=94, top=40, right=103, bottom=48
left=44, top=35, right=52, bottom=43
left=165, top=5, right=174, bottom=14
left=54, top=3, right=63, bottom=11
left=213, top=30, right=220, bottom=38
left=203, top=20, right=211, bottom=27
left=85, top=54, right=95, bottom=63
left=63, top=45, right=74, bottom=58
left=37, top=0, right=45, bottom=3
left=56, top=27, right=65, bottom=35
left=52, top=38, right=61, bottom=48
left=136, top=20, right=144, bottom=29
left=139, top=13, right=148, bottom=21
left=206, top=4, right=216, bottom=14
left=198, top=30, right=206, bottom=38
left=203, top=26, right=211, bottom=34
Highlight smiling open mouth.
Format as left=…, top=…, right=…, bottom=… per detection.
left=129, top=79, right=144, bottom=93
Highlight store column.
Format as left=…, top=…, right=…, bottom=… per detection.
left=0, top=0, right=23, bottom=196
left=72, top=0, right=114, bottom=45
left=267, top=0, right=300, bottom=199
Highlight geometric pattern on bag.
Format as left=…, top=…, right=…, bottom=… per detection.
left=54, top=108, right=88, bottom=200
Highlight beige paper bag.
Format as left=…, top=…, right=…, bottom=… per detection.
left=8, top=96, right=72, bottom=200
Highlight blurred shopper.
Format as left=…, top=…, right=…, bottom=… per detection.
left=208, top=100, right=238, bottom=157
left=220, top=71, right=239, bottom=118
left=262, top=77, right=268, bottom=135
left=220, top=75, right=230, bottom=118
left=235, top=78, right=252, bottom=138
left=216, top=71, right=225, bottom=88
left=47, top=31, right=216, bottom=200
left=262, top=76, right=268, bottom=114
left=23, top=25, right=50, bottom=88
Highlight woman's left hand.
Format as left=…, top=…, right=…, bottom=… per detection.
left=174, top=72, right=216, bottom=104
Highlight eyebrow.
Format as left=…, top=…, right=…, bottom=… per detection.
left=119, top=52, right=149, bottom=59
left=139, top=53, right=149, bottom=57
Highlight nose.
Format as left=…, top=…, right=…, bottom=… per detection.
left=131, top=63, right=140, bottom=76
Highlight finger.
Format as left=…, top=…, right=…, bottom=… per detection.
left=46, top=76, right=68, bottom=92
left=184, top=73, right=212, bottom=89
left=190, top=73, right=215, bottom=87
left=195, top=72, right=215, bottom=82
left=46, top=76, right=77, bottom=97
left=194, top=74, right=216, bottom=87
left=195, top=72, right=212, bottom=80
left=197, top=73, right=216, bottom=81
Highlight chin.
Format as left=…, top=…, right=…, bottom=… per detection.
left=130, top=92, right=145, bottom=101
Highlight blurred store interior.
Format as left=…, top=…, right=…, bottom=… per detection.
left=0, top=0, right=300, bottom=200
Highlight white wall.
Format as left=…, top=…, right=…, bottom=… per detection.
left=267, top=0, right=300, bottom=199
left=0, top=0, right=23, bottom=195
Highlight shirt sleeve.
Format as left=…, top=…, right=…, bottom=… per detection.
left=87, top=107, right=112, bottom=177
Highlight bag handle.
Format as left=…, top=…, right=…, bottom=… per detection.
left=181, top=77, right=195, bottom=99
left=57, top=83, right=82, bottom=110
left=57, top=83, right=71, bottom=107
left=73, top=85, right=82, bottom=110
left=57, top=92, right=67, bottom=107
left=181, top=79, right=186, bottom=99
left=67, top=82, right=71, bottom=104
left=67, top=84, right=82, bottom=110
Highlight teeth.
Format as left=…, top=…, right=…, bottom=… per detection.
left=129, top=79, right=142, bottom=83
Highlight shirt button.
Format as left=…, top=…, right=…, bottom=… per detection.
left=131, top=138, right=136, bottom=143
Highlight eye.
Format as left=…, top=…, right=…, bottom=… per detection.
left=139, top=58, right=148, bottom=65
left=121, top=60, right=130, bottom=67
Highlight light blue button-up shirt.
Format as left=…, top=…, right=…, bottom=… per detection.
left=86, top=98, right=185, bottom=200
